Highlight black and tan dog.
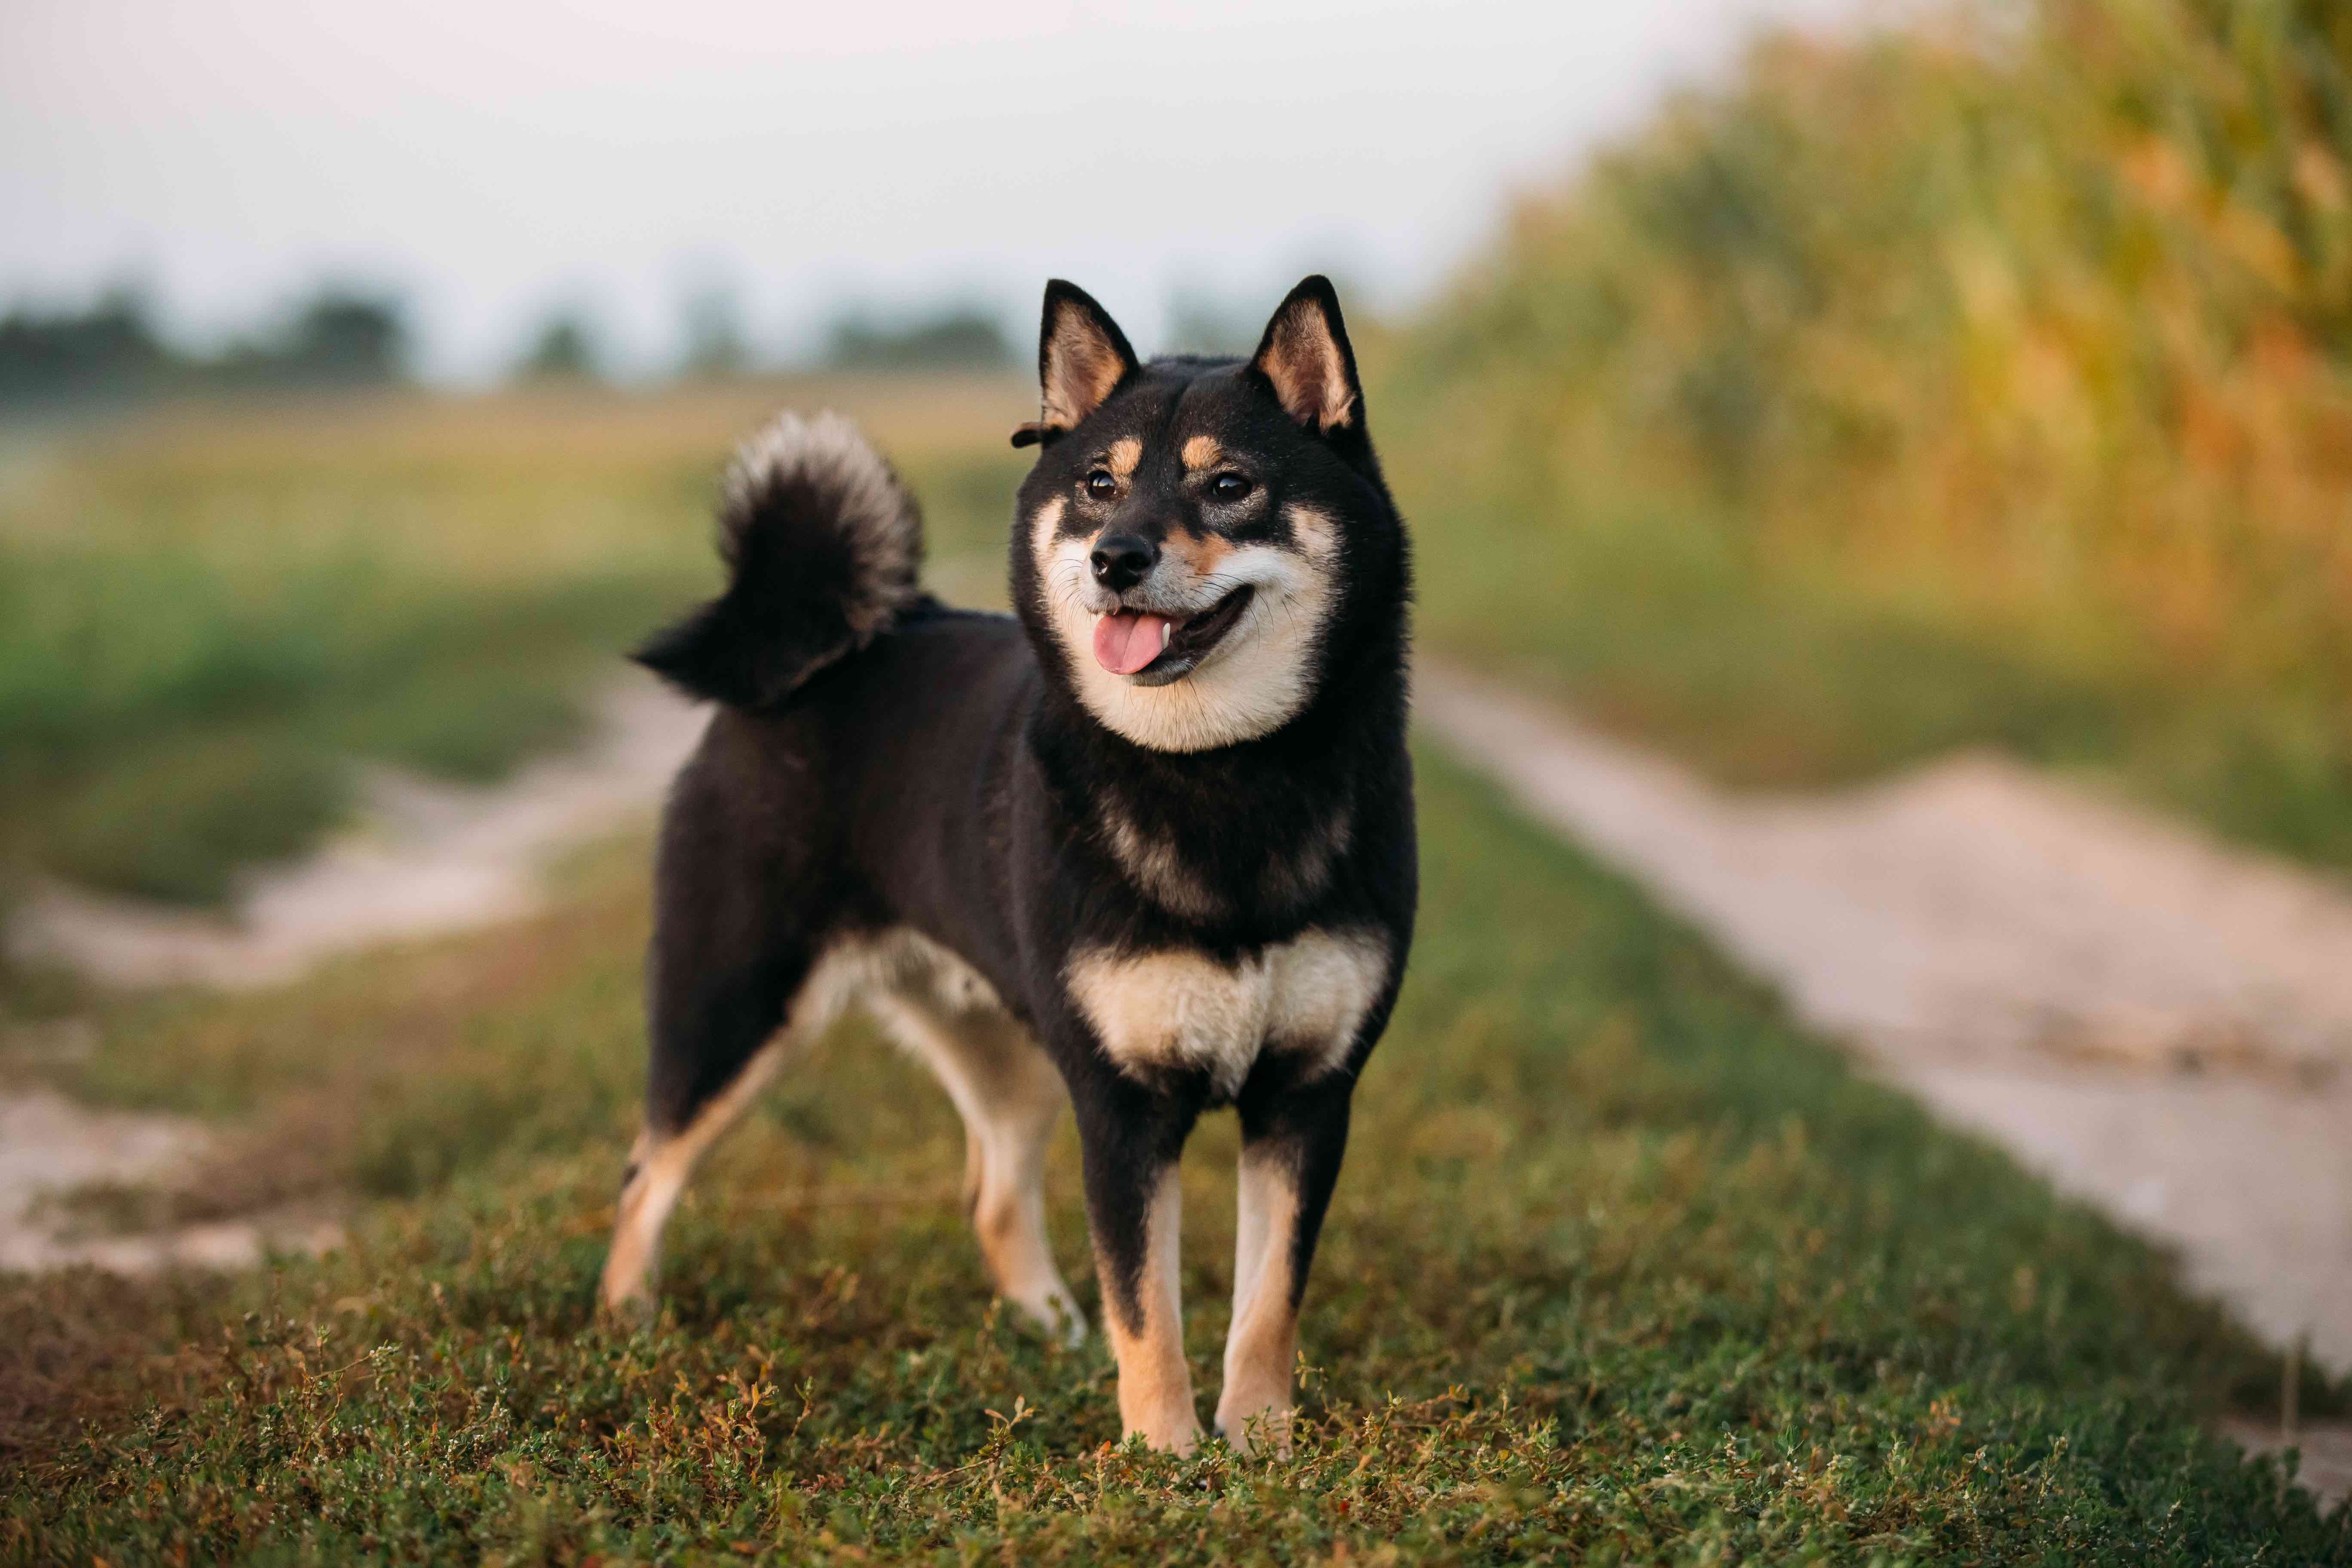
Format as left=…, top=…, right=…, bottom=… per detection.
left=600, top=276, right=1415, bottom=1454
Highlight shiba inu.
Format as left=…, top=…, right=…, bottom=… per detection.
left=601, top=276, right=1415, bottom=1454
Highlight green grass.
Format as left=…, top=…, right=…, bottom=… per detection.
left=0, top=381, right=1028, bottom=906
left=3, top=751, right=2342, bottom=1562
left=2, top=557, right=674, bottom=901
left=1385, top=474, right=2352, bottom=866
left=1390, top=485, right=2127, bottom=788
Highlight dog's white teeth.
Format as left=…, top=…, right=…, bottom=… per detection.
left=1160, top=621, right=1173, bottom=652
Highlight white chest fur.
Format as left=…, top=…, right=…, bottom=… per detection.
left=1065, top=929, right=1391, bottom=1098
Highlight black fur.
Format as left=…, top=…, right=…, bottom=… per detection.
left=635, top=413, right=924, bottom=707
left=623, top=278, right=1416, bottom=1432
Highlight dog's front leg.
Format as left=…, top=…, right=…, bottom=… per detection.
left=1073, top=1075, right=1204, bottom=1452
left=1218, top=1079, right=1352, bottom=1455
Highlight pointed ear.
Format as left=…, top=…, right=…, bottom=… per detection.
left=1248, top=275, right=1362, bottom=434
left=1035, top=279, right=1138, bottom=437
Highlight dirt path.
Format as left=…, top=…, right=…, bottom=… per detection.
left=1, top=669, right=706, bottom=1274
left=1416, top=661, right=2352, bottom=1381
left=0, top=1087, right=339, bottom=1273
left=7, top=672, right=706, bottom=988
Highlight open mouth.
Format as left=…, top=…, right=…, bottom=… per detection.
left=1091, top=586, right=1255, bottom=685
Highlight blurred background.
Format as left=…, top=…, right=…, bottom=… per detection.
left=5, top=0, right=2352, bottom=1489
left=8, top=0, right=2352, bottom=904
left=1, top=0, right=1881, bottom=906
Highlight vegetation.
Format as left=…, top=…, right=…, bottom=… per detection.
left=3, top=754, right=2340, bottom=1561
left=824, top=308, right=1016, bottom=372
left=515, top=314, right=609, bottom=384
left=1381, top=0, right=2352, bottom=866
left=0, top=381, right=1028, bottom=904
left=0, top=288, right=411, bottom=409
left=677, top=287, right=755, bottom=381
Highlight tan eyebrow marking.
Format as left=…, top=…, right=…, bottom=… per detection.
left=1181, top=435, right=1223, bottom=471
left=1106, top=437, right=1143, bottom=478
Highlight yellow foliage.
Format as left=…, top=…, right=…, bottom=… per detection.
left=1399, top=0, right=2352, bottom=689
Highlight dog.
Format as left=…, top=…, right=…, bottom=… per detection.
left=599, top=276, right=1416, bottom=1455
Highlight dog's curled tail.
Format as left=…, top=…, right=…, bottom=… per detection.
left=635, top=411, right=925, bottom=708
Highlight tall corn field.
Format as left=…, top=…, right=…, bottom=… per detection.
left=1390, top=0, right=2352, bottom=852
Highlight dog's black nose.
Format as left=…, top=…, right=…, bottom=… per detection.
left=1089, top=533, right=1158, bottom=592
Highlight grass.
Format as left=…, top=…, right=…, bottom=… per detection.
left=1376, top=0, right=2352, bottom=868
left=0, top=379, right=1029, bottom=905
left=1, top=751, right=2343, bottom=1562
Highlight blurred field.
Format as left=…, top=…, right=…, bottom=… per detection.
left=0, top=379, right=1028, bottom=905
left=6, top=754, right=2341, bottom=1559
left=1381, top=0, right=2352, bottom=868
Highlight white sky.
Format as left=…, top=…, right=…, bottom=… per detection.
left=0, top=0, right=1865, bottom=379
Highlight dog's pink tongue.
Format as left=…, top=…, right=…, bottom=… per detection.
left=1093, top=611, right=1172, bottom=675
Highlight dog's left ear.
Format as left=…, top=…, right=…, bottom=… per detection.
left=1248, top=275, right=1362, bottom=435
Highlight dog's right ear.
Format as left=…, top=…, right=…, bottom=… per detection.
left=1023, top=280, right=1137, bottom=446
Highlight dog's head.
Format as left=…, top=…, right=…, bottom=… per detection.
left=1011, top=276, right=1405, bottom=754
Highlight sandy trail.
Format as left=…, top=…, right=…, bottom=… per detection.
left=0, top=1087, right=340, bottom=1273
left=0, top=669, right=708, bottom=1274
left=7, top=672, right=707, bottom=988
left=1416, top=661, right=2352, bottom=1379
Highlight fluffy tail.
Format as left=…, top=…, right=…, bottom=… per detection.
left=635, top=411, right=925, bottom=708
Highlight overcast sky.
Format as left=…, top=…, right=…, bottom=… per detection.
left=1, top=0, right=1866, bottom=380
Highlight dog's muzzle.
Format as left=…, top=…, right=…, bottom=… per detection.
left=1091, top=586, right=1255, bottom=685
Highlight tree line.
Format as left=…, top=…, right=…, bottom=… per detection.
left=0, top=287, right=1021, bottom=410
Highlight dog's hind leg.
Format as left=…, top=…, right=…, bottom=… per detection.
left=868, top=984, right=1082, bottom=1342
left=604, top=930, right=884, bottom=1317
left=601, top=931, right=854, bottom=1317
left=601, top=737, right=849, bottom=1317
left=600, top=1026, right=792, bottom=1320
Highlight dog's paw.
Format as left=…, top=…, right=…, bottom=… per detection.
left=1212, top=1406, right=1294, bottom=1459
left=1009, top=1289, right=1089, bottom=1347
left=596, top=1274, right=659, bottom=1330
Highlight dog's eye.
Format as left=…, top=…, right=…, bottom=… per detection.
left=1085, top=470, right=1118, bottom=499
left=1209, top=473, right=1253, bottom=502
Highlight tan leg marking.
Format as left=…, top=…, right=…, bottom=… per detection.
left=600, top=934, right=890, bottom=1317
left=1216, top=1147, right=1303, bottom=1455
left=599, top=1039, right=787, bottom=1316
left=1097, top=1167, right=1201, bottom=1452
left=866, top=987, right=1082, bottom=1342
